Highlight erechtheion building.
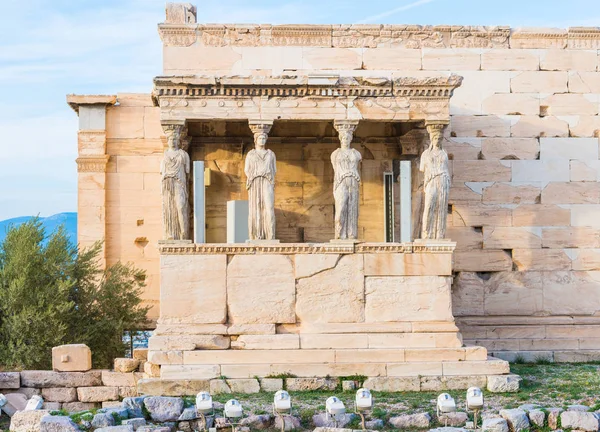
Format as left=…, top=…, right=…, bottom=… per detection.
left=68, top=3, right=600, bottom=390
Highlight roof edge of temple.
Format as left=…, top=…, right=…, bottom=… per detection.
left=66, top=94, right=117, bottom=114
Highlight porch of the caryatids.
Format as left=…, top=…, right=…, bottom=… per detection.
left=331, top=120, right=361, bottom=240
left=245, top=120, right=277, bottom=241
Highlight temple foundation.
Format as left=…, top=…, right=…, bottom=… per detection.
left=142, top=241, right=512, bottom=393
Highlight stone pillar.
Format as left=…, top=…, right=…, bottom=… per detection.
left=399, top=160, right=412, bottom=242
left=160, top=120, right=191, bottom=241
left=420, top=121, right=451, bottom=240
left=67, top=95, right=117, bottom=268
left=332, top=120, right=361, bottom=240
left=246, top=120, right=277, bottom=242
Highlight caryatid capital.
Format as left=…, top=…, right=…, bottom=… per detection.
left=425, top=121, right=448, bottom=149
left=248, top=120, right=273, bottom=139
left=333, top=120, right=359, bottom=147
left=161, top=121, right=187, bottom=150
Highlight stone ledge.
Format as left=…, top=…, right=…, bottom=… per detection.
left=136, top=373, right=519, bottom=395
left=158, top=241, right=456, bottom=255
left=158, top=24, right=600, bottom=49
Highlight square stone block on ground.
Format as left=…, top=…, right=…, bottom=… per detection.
left=52, top=344, right=92, bottom=372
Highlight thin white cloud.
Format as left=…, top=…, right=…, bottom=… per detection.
left=356, top=0, right=436, bottom=24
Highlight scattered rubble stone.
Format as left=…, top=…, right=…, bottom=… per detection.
left=365, top=419, right=384, bottom=429
left=8, top=409, right=50, bottom=432
left=487, top=375, right=521, bottom=393
left=482, top=417, right=509, bottom=432
left=313, top=413, right=357, bottom=428
left=528, top=409, right=545, bottom=427
left=274, top=415, right=302, bottom=431
left=92, top=413, right=116, bottom=429
left=240, top=414, right=273, bottom=430
left=389, top=412, right=432, bottom=429
left=114, top=359, right=140, bottom=373
left=567, top=404, right=590, bottom=412
left=40, top=415, right=80, bottom=432
left=499, top=409, right=530, bottom=432
left=123, top=397, right=147, bottom=418
left=143, top=396, right=184, bottom=422
left=548, top=408, right=563, bottom=430
left=438, top=412, right=468, bottom=427
left=560, top=411, right=600, bottom=432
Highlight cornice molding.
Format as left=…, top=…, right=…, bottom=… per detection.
left=76, top=155, right=110, bottom=173
left=157, top=24, right=600, bottom=49
left=152, top=74, right=463, bottom=106
left=158, top=241, right=456, bottom=255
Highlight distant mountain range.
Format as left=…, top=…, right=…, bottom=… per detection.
left=0, top=213, right=77, bottom=245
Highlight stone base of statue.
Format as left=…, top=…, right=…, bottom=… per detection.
left=329, top=239, right=361, bottom=244
left=141, top=241, right=516, bottom=395
left=158, top=239, right=193, bottom=245
left=246, top=239, right=281, bottom=244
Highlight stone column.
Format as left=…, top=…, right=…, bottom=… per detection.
left=160, top=121, right=191, bottom=241
left=420, top=121, right=451, bottom=240
left=246, top=120, right=277, bottom=241
left=67, top=95, right=117, bottom=269
left=332, top=120, right=361, bottom=240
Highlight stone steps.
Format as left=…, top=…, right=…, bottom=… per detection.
left=158, top=357, right=509, bottom=379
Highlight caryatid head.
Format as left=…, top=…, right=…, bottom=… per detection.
left=426, top=123, right=446, bottom=150
left=164, top=125, right=183, bottom=151
left=339, top=130, right=353, bottom=149
left=334, top=121, right=358, bottom=150
left=254, top=132, right=268, bottom=149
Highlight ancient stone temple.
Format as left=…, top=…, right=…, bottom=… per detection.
left=68, top=2, right=600, bottom=391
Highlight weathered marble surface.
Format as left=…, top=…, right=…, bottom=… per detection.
left=332, top=120, right=362, bottom=240
left=245, top=121, right=276, bottom=240
left=161, top=124, right=190, bottom=240
left=420, top=123, right=451, bottom=240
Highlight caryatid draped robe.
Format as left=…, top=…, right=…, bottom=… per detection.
left=331, top=147, right=362, bottom=239
left=245, top=149, right=277, bottom=240
left=420, top=145, right=451, bottom=239
left=161, top=148, right=190, bottom=240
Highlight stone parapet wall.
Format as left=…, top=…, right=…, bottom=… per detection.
left=0, top=370, right=143, bottom=413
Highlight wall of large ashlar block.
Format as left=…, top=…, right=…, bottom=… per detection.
left=157, top=37, right=600, bottom=357
left=104, top=94, right=164, bottom=321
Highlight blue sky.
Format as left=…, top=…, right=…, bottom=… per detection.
left=0, top=0, right=599, bottom=220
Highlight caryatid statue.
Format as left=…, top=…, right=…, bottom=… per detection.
left=420, top=123, right=451, bottom=239
left=161, top=124, right=191, bottom=240
left=331, top=120, right=362, bottom=240
left=245, top=121, right=276, bottom=240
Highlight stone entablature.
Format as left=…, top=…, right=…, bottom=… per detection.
left=152, top=75, right=462, bottom=123
left=158, top=23, right=600, bottom=49
left=158, top=241, right=456, bottom=255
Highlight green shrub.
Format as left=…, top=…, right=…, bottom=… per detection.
left=0, top=218, right=149, bottom=369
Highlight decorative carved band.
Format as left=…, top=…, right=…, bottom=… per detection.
left=158, top=242, right=456, bottom=255
left=158, top=24, right=600, bottom=49
left=76, top=155, right=110, bottom=173
left=153, top=75, right=463, bottom=105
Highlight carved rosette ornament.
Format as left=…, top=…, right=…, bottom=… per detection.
left=332, top=120, right=361, bottom=240
left=420, top=122, right=451, bottom=240
left=161, top=123, right=191, bottom=240
left=245, top=121, right=277, bottom=240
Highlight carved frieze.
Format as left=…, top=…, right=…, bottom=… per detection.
left=159, top=25, right=197, bottom=47
left=76, top=155, right=110, bottom=173
left=158, top=23, right=600, bottom=49
left=157, top=242, right=455, bottom=255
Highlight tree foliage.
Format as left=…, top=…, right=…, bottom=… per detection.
left=0, top=219, right=149, bottom=369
